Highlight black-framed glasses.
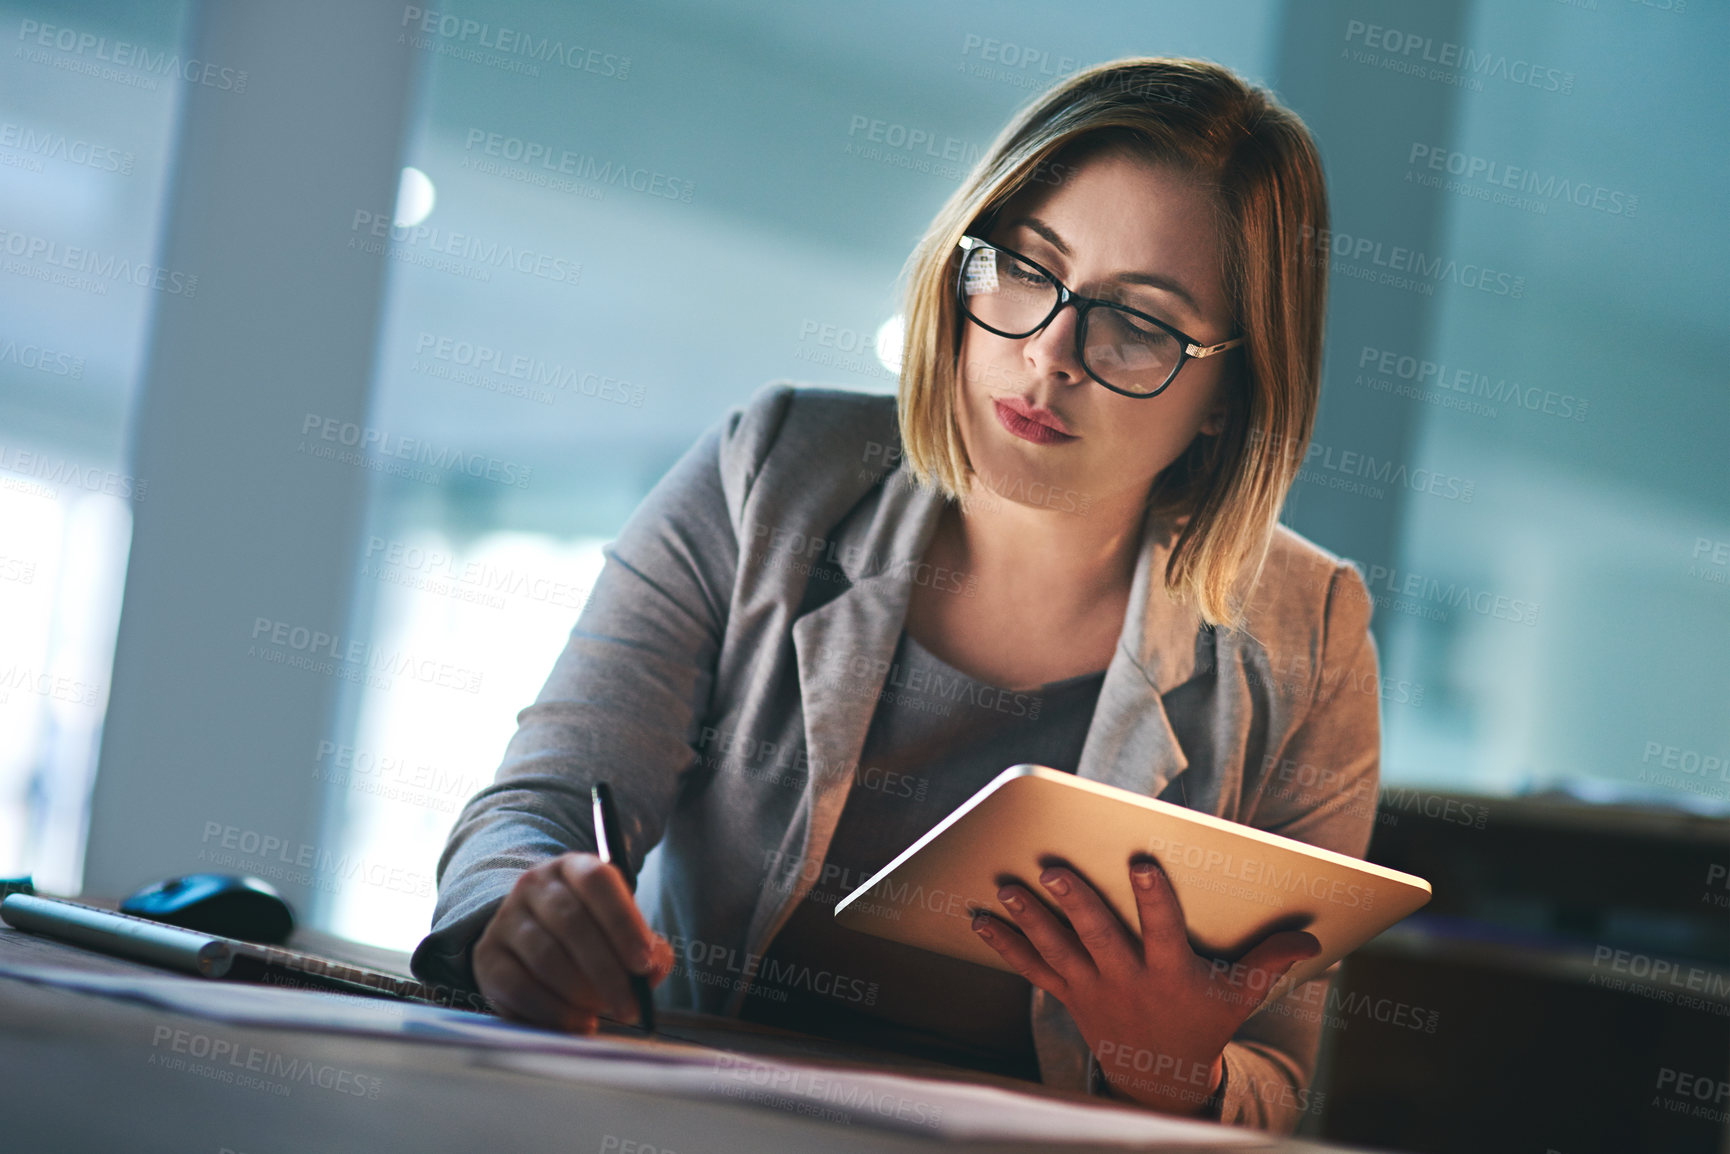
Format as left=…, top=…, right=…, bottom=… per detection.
left=955, top=235, right=1244, bottom=399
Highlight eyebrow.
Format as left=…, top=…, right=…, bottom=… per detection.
left=1006, top=214, right=1203, bottom=318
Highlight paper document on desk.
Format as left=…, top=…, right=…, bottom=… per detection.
left=0, top=960, right=1264, bottom=1147
left=486, top=1048, right=1267, bottom=1146
left=0, top=960, right=710, bottom=1061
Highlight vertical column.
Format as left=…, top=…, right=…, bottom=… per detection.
left=1268, top=0, right=1470, bottom=581
left=82, top=1, right=418, bottom=902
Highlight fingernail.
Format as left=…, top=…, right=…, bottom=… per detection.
left=1039, top=870, right=1070, bottom=896
left=972, top=913, right=993, bottom=935
left=1132, top=862, right=1158, bottom=890
left=997, top=886, right=1024, bottom=911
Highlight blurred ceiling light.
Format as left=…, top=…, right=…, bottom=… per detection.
left=875, top=314, right=905, bottom=376
left=393, top=166, right=436, bottom=228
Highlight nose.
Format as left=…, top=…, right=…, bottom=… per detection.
left=1022, top=298, right=1087, bottom=385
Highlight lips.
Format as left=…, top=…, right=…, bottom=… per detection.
left=996, top=397, right=1072, bottom=446
left=993, top=398, right=1077, bottom=446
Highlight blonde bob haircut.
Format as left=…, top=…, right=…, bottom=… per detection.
left=895, top=56, right=1329, bottom=633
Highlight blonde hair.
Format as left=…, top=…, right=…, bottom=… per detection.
left=895, top=57, right=1329, bottom=632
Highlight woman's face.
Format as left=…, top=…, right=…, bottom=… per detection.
left=954, top=149, right=1238, bottom=518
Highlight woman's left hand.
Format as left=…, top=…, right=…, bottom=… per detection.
left=971, top=857, right=1319, bottom=1115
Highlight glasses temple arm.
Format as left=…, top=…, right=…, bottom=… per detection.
left=1185, top=336, right=1246, bottom=358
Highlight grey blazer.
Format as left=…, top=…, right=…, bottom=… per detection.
left=412, top=383, right=1383, bottom=1133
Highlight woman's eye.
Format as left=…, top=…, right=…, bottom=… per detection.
left=1004, top=263, right=1048, bottom=287
left=1123, top=317, right=1177, bottom=345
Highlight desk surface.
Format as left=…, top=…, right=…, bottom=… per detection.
left=0, top=919, right=1387, bottom=1154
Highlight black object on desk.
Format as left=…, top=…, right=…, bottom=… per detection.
left=120, top=872, right=295, bottom=944
left=591, top=781, right=655, bottom=1034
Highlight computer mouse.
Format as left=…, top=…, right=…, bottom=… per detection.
left=120, top=873, right=295, bottom=944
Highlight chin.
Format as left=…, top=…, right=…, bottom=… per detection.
left=963, top=424, right=1085, bottom=516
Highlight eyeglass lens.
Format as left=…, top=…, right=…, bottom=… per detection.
left=961, top=244, right=1182, bottom=395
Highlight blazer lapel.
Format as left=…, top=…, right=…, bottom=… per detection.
left=1074, top=505, right=1212, bottom=802
left=745, top=470, right=947, bottom=952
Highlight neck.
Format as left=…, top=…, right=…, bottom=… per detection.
left=947, top=475, right=1151, bottom=601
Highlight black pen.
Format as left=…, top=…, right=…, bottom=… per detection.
left=590, top=781, right=655, bottom=1034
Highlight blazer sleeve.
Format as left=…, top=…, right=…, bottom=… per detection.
left=408, top=386, right=792, bottom=994
left=1214, top=560, right=1382, bottom=1132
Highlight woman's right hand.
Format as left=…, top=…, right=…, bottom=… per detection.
left=471, top=852, right=676, bottom=1032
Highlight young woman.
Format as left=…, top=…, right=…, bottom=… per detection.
left=413, top=57, right=1380, bottom=1133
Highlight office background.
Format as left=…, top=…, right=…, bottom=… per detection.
left=1, top=0, right=1725, bottom=1149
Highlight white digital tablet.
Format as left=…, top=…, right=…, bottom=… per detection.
left=832, top=765, right=1431, bottom=993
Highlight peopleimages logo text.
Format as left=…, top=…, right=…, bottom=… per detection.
left=1300, top=225, right=1524, bottom=298
left=16, top=19, right=249, bottom=91
left=1408, top=144, right=1636, bottom=216
left=1357, top=345, right=1588, bottom=422
left=348, top=211, right=581, bottom=286
left=299, top=414, right=533, bottom=488
left=0, top=120, right=133, bottom=174
left=398, top=7, right=629, bottom=78
left=1342, top=20, right=1574, bottom=94
left=461, top=129, right=692, bottom=202
left=0, top=226, right=198, bottom=296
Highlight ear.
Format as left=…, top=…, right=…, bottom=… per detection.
left=1198, top=366, right=1244, bottom=438
left=1199, top=403, right=1229, bottom=438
